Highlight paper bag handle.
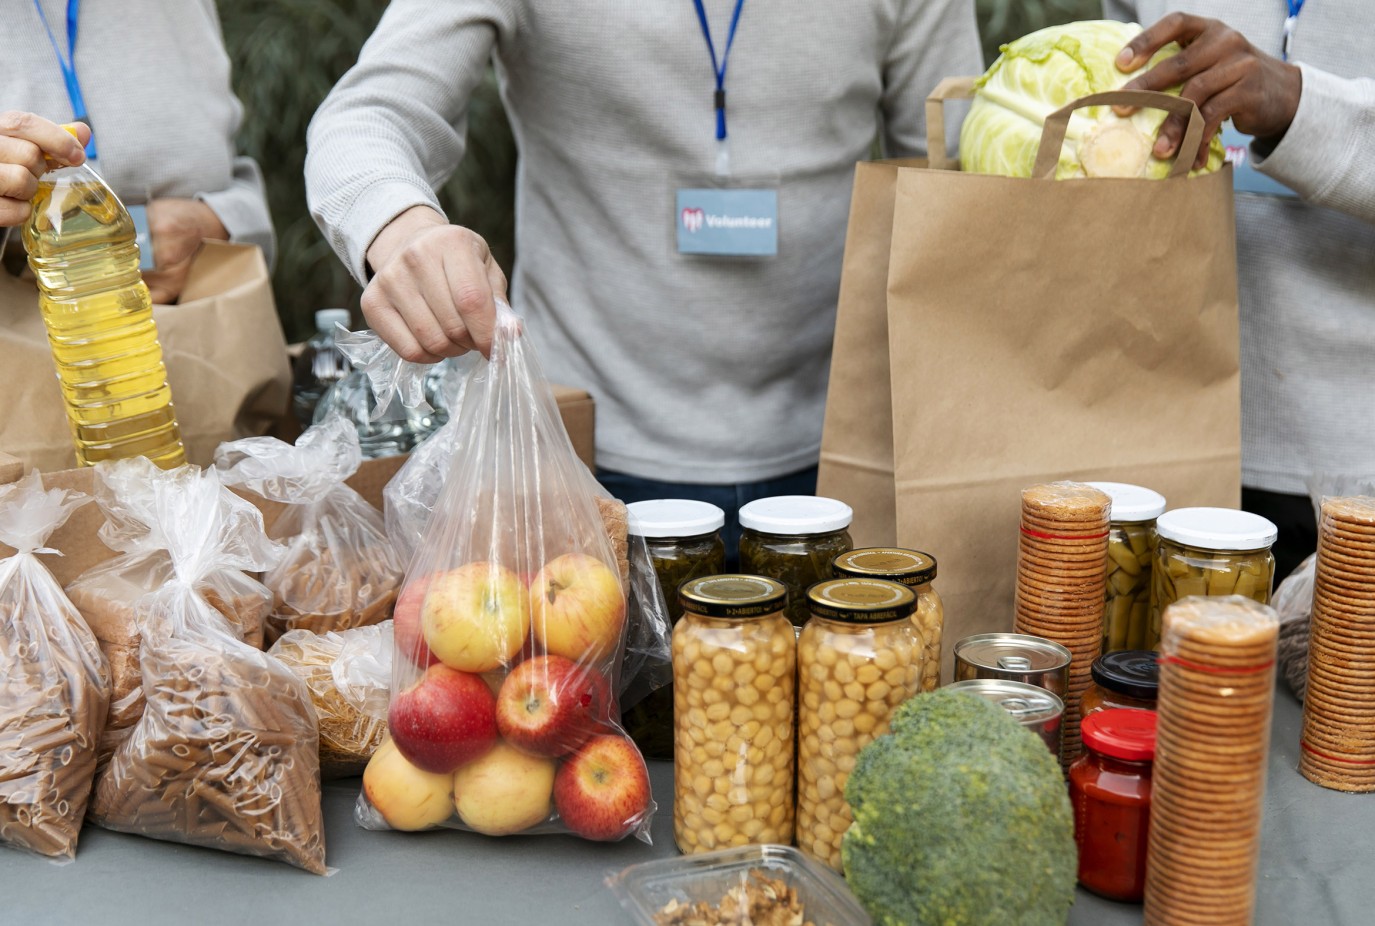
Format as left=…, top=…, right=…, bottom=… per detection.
left=1033, top=90, right=1205, bottom=180
left=924, top=76, right=977, bottom=172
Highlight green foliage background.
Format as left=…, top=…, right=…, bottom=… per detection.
left=217, top=0, right=1098, bottom=342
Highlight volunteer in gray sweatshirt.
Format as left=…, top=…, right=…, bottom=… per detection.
left=306, top=1, right=983, bottom=520
left=1107, top=2, right=1375, bottom=577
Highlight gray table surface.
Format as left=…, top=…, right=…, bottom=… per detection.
left=3, top=689, right=1368, bottom=926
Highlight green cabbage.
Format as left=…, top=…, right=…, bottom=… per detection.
left=959, top=20, right=1225, bottom=180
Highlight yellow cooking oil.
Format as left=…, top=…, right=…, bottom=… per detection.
left=22, top=161, right=184, bottom=468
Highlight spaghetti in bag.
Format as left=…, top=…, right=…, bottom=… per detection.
left=0, top=473, right=108, bottom=861
left=358, top=304, right=655, bottom=843
left=86, top=466, right=326, bottom=874
left=215, top=414, right=404, bottom=643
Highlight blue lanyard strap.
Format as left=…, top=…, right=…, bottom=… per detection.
left=691, top=0, right=747, bottom=141
left=1282, top=0, right=1306, bottom=62
left=33, top=0, right=96, bottom=159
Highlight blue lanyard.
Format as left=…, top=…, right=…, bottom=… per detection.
left=691, top=0, right=747, bottom=142
left=33, top=0, right=96, bottom=159
left=1282, top=0, right=1306, bottom=61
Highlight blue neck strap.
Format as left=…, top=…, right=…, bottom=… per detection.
left=33, top=0, right=96, bottom=159
left=691, top=0, right=747, bottom=142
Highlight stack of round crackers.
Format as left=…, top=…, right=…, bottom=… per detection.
left=1013, top=481, right=1110, bottom=768
left=1145, top=595, right=1278, bottom=926
left=1300, top=496, right=1375, bottom=791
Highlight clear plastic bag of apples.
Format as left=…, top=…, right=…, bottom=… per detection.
left=356, top=304, right=657, bottom=842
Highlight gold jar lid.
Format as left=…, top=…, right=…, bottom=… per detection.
left=679, top=575, right=787, bottom=618
left=807, top=578, right=916, bottom=624
left=833, top=548, right=937, bottom=586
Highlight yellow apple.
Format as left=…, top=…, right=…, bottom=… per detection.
left=363, top=738, right=455, bottom=831
left=453, top=740, right=556, bottom=836
left=530, top=553, right=626, bottom=664
left=421, top=561, right=531, bottom=673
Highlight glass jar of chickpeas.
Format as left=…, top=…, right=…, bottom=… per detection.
left=796, top=578, right=924, bottom=870
left=1086, top=483, right=1166, bottom=655
left=739, top=496, right=854, bottom=629
left=672, top=575, right=795, bottom=855
left=1147, top=508, right=1278, bottom=649
left=833, top=548, right=944, bottom=691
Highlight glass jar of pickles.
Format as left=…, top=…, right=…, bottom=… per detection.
left=833, top=548, right=943, bottom=691
left=672, top=575, right=795, bottom=855
left=1087, top=482, right=1166, bottom=654
left=796, top=578, right=923, bottom=870
left=739, top=496, right=854, bottom=629
left=623, top=500, right=727, bottom=760
left=1148, top=508, right=1278, bottom=648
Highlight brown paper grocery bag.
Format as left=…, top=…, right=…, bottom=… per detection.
left=0, top=241, right=290, bottom=471
left=818, top=81, right=1241, bottom=679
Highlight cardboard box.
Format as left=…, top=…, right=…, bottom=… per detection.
left=0, top=385, right=596, bottom=586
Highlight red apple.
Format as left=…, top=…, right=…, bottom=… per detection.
left=495, top=655, right=611, bottom=757
left=363, top=738, right=454, bottom=831
left=422, top=561, right=531, bottom=673
left=393, top=574, right=439, bottom=668
left=388, top=663, right=498, bottom=774
left=553, top=734, right=652, bottom=841
left=530, top=553, right=626, bottom=664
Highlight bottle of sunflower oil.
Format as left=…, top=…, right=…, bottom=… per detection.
left=22, top=141, right=185, bottom=469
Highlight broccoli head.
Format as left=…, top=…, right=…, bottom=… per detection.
left=840, top=689, right=1076, bottom=926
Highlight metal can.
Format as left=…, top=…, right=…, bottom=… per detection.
left=945, top=678, right=1064, bottom=756
left=953, top=632, right=1071, bottom=700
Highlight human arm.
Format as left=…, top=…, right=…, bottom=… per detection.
left=306, top=0, right=515, bottom=360
left=0, top=113, right=88, bottom=227
left=879, top=0, right=984, bottom=158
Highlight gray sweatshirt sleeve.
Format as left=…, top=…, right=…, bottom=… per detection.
left=880, top=0, right=985, bottom=159
left=197, top=155, right=276, bottom=270
left=305, top=0, right=516, bottom=284
left=1252, top=64, right=1375, bottom=225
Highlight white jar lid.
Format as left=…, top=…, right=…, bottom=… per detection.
left=315, top=308, right=351, bottom=332
left=1086, top=481, right=1167, bottom=522
left=1156, top=507, right=1278, bottom=551
left=626, top=499, right=725, bottom=538
left=738, top=496, right=853, bottom=535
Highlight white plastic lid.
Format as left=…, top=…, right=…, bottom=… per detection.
left=1155, top=507, right=1278, bottom=551
left=1086, top=481, right=1167, bottom=522
left=626, top=499, right=725, bottom=538
left=738, top=496, right=853, bottom=535
left=316, top=308, right=351, bottom=332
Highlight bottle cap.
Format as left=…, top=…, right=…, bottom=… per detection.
left=1081, top=708, right=1157, bottom=762
left=1091, top=651, right=1159, bottom=701
left=1085, top=481, right=1167, bottom=522
left=738, top=496, right=852, bottom=535
left=1155, top=507, right=1278, bottom=552
left=316, top=308, right=351, bottom=333
left=626, top=500, right=725, bottom=539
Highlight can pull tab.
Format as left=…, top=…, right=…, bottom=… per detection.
left=998, top=695, right=1055, bottom=718
left=997, top=655, right=1033, bottom=671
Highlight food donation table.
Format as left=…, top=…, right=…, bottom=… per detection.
left=2, top=689, right=1366, bottom=926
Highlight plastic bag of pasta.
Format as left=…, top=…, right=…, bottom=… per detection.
left=0, top=472, right=108, bottom=861
left=66, top=457, right=281, bottom=764
left=86, top=466, right=327, bottom=874
left=270, top=622, right=391, bottom=778
left=215, top=414, right=404, bottom=643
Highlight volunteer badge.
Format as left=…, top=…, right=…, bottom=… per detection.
left=676, top=188, right=778, bottom=256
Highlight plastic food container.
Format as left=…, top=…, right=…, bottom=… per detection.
left=1148, top=507, right=1278, bottom=649
left=796, top=578, right=922, bottom=870
left=832, top=547, right=944, bottom=691
left=1087, top=482, right=1166, bottom=654
left=672, top=576, right=795, bottom=854
left=1080, top=650, right=1158, bottom=717
left=944, top=678, right=1064, bottom=757
left=606, top=844, right=871, bottom=926
left=623, top=500, right=727, bottom=760
left=738, top=496, right=854, bottom=628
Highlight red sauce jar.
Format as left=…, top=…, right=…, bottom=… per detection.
left=1069, top=708, right=1156, bottom=902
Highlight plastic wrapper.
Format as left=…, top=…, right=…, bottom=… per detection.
left=356, top=306, right=656, bottom=842
left=0, top=473, right=108, bottom=861
left=66, top=458, right=281, bottom=764
left=86, top=464, right=327, bottom=874
left=215, top=414, right=405, bottom=642
left=1273, top=553, right=1316, bottom=701
left=270, top=623, right=392, bottom=779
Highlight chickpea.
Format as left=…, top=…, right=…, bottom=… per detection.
left=913, top=585, right=944, bottom=692
left=672, top=606, right=796, bottom=854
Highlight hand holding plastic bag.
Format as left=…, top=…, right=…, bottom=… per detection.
left=216, top=415, right=404, bottom=641
left=0, top=473, right=107, bottom=861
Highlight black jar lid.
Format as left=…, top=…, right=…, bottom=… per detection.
left=1091, top=650, right=1160, bottom=701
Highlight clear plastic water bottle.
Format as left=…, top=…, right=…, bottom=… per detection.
left=23, top=140, right=184, bottom=468
left=292, top=309, right=352, bottom=428
left=312, top=365, right=448, bottom=459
